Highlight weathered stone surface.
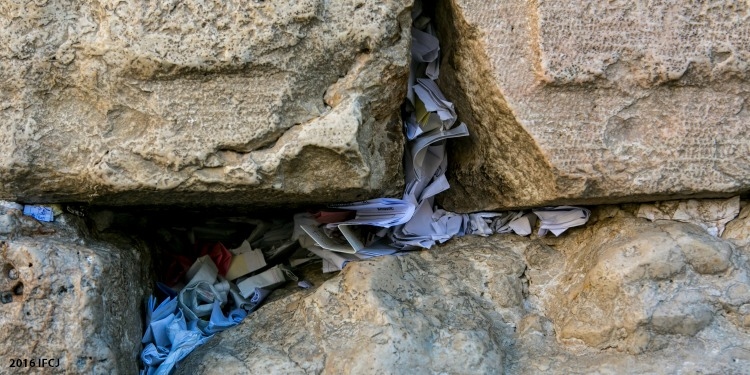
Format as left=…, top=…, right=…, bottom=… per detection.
left=637, top=196, right=740, bottom=236
left=435, top=0, right=750, bottom=211
left=0, top=206, right=150, bottom=374
left=535, top=214, right=748, bottom=354
left=176, top=235, right=529, bottom=374
left=515, top=210, right=750, bottom=372
left=178, top=209, right=750, bottom=374
left=0, top=0, right=410, bottom=206
left=724, top=202, right=750, bottom=248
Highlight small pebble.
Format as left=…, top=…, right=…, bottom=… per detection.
left=8, top=268, right=18, bottom=280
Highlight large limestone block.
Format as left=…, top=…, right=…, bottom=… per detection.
left=176, top=236, right=529, bottom=374
left=177, top=222, right=750, bottom=374
left=511, top=210, right=750, bottom=373
left=0, top=207, right=150, bottom=373
left=530, top=213, right=750, bottom=355
left=0, top=0, right=410, bottom=206
left=436, top=0, right=750, bottom=211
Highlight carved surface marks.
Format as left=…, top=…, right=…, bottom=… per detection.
left=0, top=0, right=410, bottom=205
left=438, top=0, right=750, bottom=210
left=535, top=0, right=750, bottom=86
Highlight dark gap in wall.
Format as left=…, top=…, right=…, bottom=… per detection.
left=80, top=203, right=338, bottom=303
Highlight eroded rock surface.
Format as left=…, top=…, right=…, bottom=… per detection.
left=514, top=209, right=750, bottom=373
left=724, top=202, right=750, bottom=248
left=534, top=213, right=748, bottom=353
left=176, top=235, right=528, bottom=374
left=0, top=206, right=150, bottom=374
left=0, top=0, right=409, bottom=206
left=178, top=209, right=750, bottom=374
left=435, top=0, right=750, bottom=211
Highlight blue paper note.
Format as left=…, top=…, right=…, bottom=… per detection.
left=154, top=311, right=212, bottom=375
left=141, top=344, right=168, bottom=367
left=22, top=205, right=54, bottom=222
left=142, top=296, right=178, bottom=345
left=204, top=299, right=247, bottom=334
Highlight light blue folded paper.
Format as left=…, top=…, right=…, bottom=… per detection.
left=22, top=205, right=54, bottom=222
left=154, top=311, right=213, bottom=375
left=204, top=299, right=247, bottom=334
left=150, top=313, right=176, bottom=349
left=140, top=271, right=269, bottom=374
left=141, top=344, right=168, bottom=367
left=142, top=296, right=178, bottom=344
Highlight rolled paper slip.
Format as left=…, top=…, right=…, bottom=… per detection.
left=152, top=312, right=211, bottom=375
left=413, top=78, right=457, bottom=125
left=301, top=224, right=362, bottom=254
left=409, top=123, right=469, bottom=178
left=141, top=343, right=168, bottom=368
left=505, top=213, right=537, bottom=236
left=244, top=288, right=273, bottom=313
left=328, top=198, right=417, bottom=227
left=178, top=281, right=225, bottom=321
left=148, top=313, right=177, bottom=349
left=322, top=259, right=340, bottom=273
left=307, top=246, right=360, bottom=273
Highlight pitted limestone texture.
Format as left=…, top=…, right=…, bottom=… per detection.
left=527, top=210, right=750, bottom=356
left=0, top=214, right=151, bottom=374
left=172, top=222, right=750, bottom=374
left=435, top=0, right=750, bottom=212
left=0, top=0, right=409, bottom=207
left=175, top=236, right=528, bottom=374
left=723, top=202, right=750, bottom=248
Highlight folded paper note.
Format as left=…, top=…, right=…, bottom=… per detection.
left=533, top=207, right=591, bottom=236
left=236, top=265, right=295, bottom=298
left=184, top=255, right=218, bottom=286
left=307, top=246, right=360, bottom=273
left=328, top=198, right=417, bottom=228
left=225, top=241, right=267, bottom=280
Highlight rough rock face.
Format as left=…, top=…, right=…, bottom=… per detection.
left=534, top=213, right=749, bottom=354
left=516, top=209, right=750, bottom=373
left=0, top=208, right=150, bottom=374
left=0, top=0, right=410, bottom=206
left=435, top=0, right=750, bottom=211
left=724, top=202, right=750, bottom=248
left=178, top=210, right=750, bottom=374
left=176, top=236, right=529, bottom=374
